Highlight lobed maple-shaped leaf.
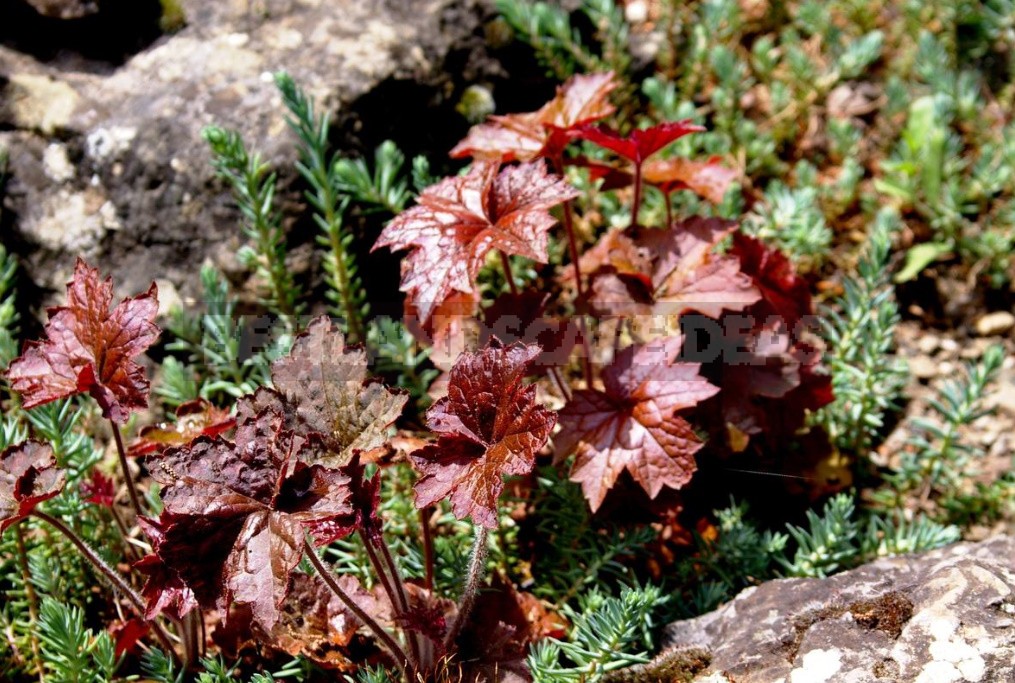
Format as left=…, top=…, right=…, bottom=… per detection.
left=451, top=72, right=618, bottom=162
left=410, top=340, right=556, bottom=528
left=730, top=233, right=813, bottom=330
left=257, top=571, right=366, bottom=671
left=374, top=162, right=578, bottom=326
left=554, top=336, right=719, bottom=511
left=642, top=156, right=739, bottom=205
left=1, top=440, right=65, bottom=534
left=577, top=121, right=704, bottom=165
left=267, top=316, right=407, bottom=467
left=6, top=259, right=159, bottom=424
left=128, top=399, right=236, bottom=457
left=481, top=292, right=579, bottom=369
left=81, top=470, right=116, bottom=508
left=587, top=218, right=761, bottom=320
left=141, top=398, right=353, bottom=629
left=701, top=322, right=832, bottom=452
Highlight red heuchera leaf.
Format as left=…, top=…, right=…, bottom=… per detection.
left=404, top=290, right=480, bottom=372
left=702, top=323, right=832, bottom=452
left=450, top=72, right=618, bottom=162
left=554, top=336, right=719, bottom=512
left=731, top=232, right=813, bottom=330
left=141, top=398, right=353, bottom=629
left=410, top=340, right=556, bottom=528
left=134, top=520, right=199, bottom=620
left=642, top=156, right=739, bottom=204
left=570, top=154, right=737, bottom=205
left=481, top=292, right=579, bottom=369
left=267, top=316, right=408, bottom=467
left=128, top=399, right=236, bottom=457
left=81, top=470, right=115, bottom=508
left=256, top=571, right=365, bottom=671
left=6, top=259, right=159, bottom=424
left=374, top=161, right=578, bottom=326
left=109, top=618, right=150, bottom=658
left=1, top=440, right=65, bottom=533
left=587, top=218, right=761, bottom=320
left=577, top=121, right=704, bottom=164
left=455, top=575, right=563, bottom=683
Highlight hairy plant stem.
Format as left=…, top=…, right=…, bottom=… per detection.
left=14, top=525, right=44, bottom=682
left=110, top=423, right=144, bottom=522
left=443, top=525, right=488, bottom=649
left=303, top=538, right=410, bottom=673
left=420, top=507, right=435, bottom=592
left=499, top=251, right=519, bottom=295
left=31, top=511, right=177, bottom=656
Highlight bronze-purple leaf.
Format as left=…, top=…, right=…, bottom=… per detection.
left=410, top=340, right=556, bottom=528
left=554, top=336, right=719, bottom=511
left=269, top=316, right=407, bottom=467
left=6, top=259, right=159, bottom=424
left=142, top=397, right=353, bottom=629
left=1, top=440, right=65, bottom=534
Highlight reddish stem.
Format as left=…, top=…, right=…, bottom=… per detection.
left=630, top=162, right=644, bottom=228
left=362, top=532, right=420, bottom=667
left=664, top=190, right=674, bottom=227
left=110, top=423, right=144, bottom=522
left=499, top=252, right=519, bottom=295
left=443, top=525, right=488, bottom=649
left=15, top=525, right=44, bottom=682
left=420, top=507, right=435, bottom=593
left=552, top=154, right=595, bottom=387
left=303, top=539, right=411, bottom=672
left=32, top=511, right=176, bottom=656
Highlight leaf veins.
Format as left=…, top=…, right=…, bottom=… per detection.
left=6, top=259, right=159, bottom=424
left=374, top=161, right=577, bottom=326
left=1, top=440, right=65, bottom=533
left=554, top=336, right=719, bottom=511
left=410, top=340, right=556, bottom=528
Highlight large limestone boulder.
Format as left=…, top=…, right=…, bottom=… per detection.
left=0, top=0, right=493, bottom=305
left=617, top=536, right=1015, bottom=682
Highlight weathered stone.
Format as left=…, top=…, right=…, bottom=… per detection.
left=0, top=0, right=496, bottom=306
left=648, top=536, right=1015, bottom=682
left=975, top=312, right=1015, bottom=337
left=23, top=0, right=98, bottom=19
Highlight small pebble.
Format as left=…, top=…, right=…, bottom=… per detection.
left=939, top=361, right=955, bottom=376
left=625, top=0, right=648, bottom=23
left=992, top=384, right=1015, bottom=417
left=917, top=335, right=940, bottom=355
left=974, top=311, right=1015, bottom=337
left=940, top=338, right=959, bottom=354
left=909, top=356, right=938, bottom=380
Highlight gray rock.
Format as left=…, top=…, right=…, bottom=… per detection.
left=636, top=537, right=1015, bottom=682
left=0, top=0, right=494, bottom=305
left=23, top=0, right=98, bottom=20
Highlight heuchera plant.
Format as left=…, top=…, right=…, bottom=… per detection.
left=380, top=70, right=833, bottom=514
left=2, top=71, right=833, bottom=681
